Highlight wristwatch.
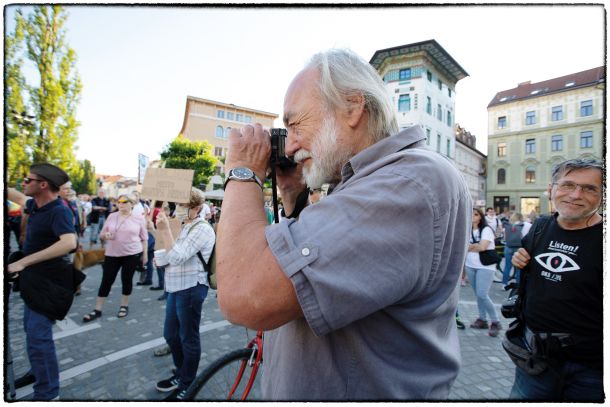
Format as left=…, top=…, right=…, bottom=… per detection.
left=224, top=167, right=264, bottom=190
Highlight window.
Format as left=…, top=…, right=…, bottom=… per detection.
left=525, top=138, right=536, bottom=154
left=399, top=68, right=411, bottom=81
left=497, top=168, right=506, bottom=184
left=214, top=147, right=223, bottom=156
left=551, top=106, right=563, bottom=121
left=438, top=79, right=442, bottom=90
left=551, top=135, right=563, bottom=151
left=448, top=88, right=452, bottom=97
left=216, top=110, right=225, bottom=119
left=447, top=111, right=452, bottom=127
left=437, top=104, right=442, bottom=121
left=580, top=131, right=593, bottom=148
left=580, top=100, right=593, bottom=116
left=498, top=116, right=507, bottom=129
left=525, top=166, right=536, bottom=184
left=227, top=112, right=234, bottom=120
left=236, top=113, right=243, bottom=122
left=245, top=116, right=252, bottom=123
left=427, top=70, right=432, bottom=81
left=525, top=111, right=536, bottom=125
left=446, top=139, right=451, bottom=156
left=225, top=127, right=232, bottom=138
left=436, top=133, right=441, bottom=153
left=215, top=125, right=224, bottom=138
left=426, top=128, right=431, bottom=145
left=497, top=142, right=506, bottom=157
left=426, top=97, right=432, bottom=114
left=398, top=94, right=411, bottom=112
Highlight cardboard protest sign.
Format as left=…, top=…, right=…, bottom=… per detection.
left=140, top=168, right=194, bottom=204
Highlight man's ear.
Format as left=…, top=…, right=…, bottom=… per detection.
left=344, top=92, right=366, bottom=128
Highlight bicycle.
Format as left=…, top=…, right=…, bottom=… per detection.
left=182, top=329, right=263, bottom=400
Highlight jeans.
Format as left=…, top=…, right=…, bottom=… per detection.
left=156, top=266, right=165, bottom=288
left=89, top=215, right=106, bottom=243
left=502, top=246, right=521, bottom=285
left=23, top=304, right=59, bottom=400
left=164, top=284, right=208, bottom=390
left=510, top=362, right=604, bottom=401
left=464, top=266, right=499, bottom=322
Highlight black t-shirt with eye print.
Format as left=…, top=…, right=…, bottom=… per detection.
left=523, top=214, right=602, bottom=369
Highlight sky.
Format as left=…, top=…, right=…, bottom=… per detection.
left=4, top=3, right=605, bottom=177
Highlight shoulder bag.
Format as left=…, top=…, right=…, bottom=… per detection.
left=472, top=228, right=501, bottom=265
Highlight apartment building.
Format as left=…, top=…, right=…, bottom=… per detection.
left=487, top=66, right=604, bottom=215
left=455, top=124, right=487, bottom=206
left=179, top=96, right=278, bottom=190
left=370, top=39, right=469, bottom=158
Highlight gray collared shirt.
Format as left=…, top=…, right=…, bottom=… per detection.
left=263, top=126, right=472, bottom=400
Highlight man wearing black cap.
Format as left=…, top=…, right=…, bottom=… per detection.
left=8, top=163, right=78, bottom=401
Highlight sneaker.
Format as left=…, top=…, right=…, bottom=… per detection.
left=456, top=316, right=465, bottom=330
left=156, top=376, right=179, bottom=392
left=488, top=322, right=502, bottom=337
left=164, top=388, right=187, bottom=401
left=470, top=318, right=489, bottom=329
left=154, top=345, right=171, bottom=357
left=150, top=286, right=163, bottom=291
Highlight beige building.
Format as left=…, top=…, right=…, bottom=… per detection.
left=454, top=124, right=487, bottom=206
left=486, top=67, right=604, bottom=215
left=179, top=96, right=278, bottom=190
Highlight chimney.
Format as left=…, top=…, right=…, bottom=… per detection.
left=518, top=81, right=531, bottom=87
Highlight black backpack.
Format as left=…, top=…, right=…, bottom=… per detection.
left=504, top=223, right=525, bottom=248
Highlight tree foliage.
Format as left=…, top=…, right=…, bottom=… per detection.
left=160, top=135, right=219, bottom=188
left=5, top=6, right=82, bottom=185
left=71, top=159, right=97, bottom=195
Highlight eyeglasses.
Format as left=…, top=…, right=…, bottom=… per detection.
left=23, top=177, right=44, bottom=184
left=553, top=181, right=601, bottom=196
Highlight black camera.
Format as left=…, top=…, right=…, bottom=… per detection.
left=501, top=282, right=520, bottom=319
left=270, top=128, right=296, bottom=169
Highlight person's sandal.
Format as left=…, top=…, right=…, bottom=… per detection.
left=83, top=310, right=102, bottom=323
left=117, top=306, right=129, bottom=318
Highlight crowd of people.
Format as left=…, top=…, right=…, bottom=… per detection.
left=5, top=46, right=603, bottom=402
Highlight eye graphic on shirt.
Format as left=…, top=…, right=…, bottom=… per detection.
left=534, top=252, right=580, bottom=273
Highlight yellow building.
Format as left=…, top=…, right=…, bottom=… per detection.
left=486, top=67, right=604, bottom=215
left=179, top=96, right=278, bottom=190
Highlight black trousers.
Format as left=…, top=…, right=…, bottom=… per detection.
left=97, top=253, right=141, bottom=297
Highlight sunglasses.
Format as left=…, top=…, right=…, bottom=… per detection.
left=23, top=177, right=44, bottom=184
left=117, top=199, right=130, bottom=204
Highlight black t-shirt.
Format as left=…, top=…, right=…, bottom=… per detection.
left=90, top=197, right=110, bottom=223
left=523, top=214, right=602, bottom=368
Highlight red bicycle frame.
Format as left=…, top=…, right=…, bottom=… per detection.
left=227, top=329, right=263, bottom=400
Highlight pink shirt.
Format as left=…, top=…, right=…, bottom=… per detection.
left=101, top=212, right=148, bottom=257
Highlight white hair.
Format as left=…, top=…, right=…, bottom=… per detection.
left=306, top=49, right=398, bottom=143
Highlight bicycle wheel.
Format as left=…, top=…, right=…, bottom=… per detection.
left=183, top=348, right=261, bottom=401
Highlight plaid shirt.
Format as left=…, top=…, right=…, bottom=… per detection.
left=164, top=220, right=215, bottom=293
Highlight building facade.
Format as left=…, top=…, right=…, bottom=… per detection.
left=487, top=67, right=604, bottom=215
left=455, top=124, right=487, bottom=206
left=370, top=40, right=469, bottom=158
left=179, top=96, right=278, bottom=190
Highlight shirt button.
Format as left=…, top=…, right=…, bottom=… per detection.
left=301, top=248, right=310, bottom=256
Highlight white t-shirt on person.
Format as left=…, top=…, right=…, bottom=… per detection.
left=465, top=226, right=497, bottom=270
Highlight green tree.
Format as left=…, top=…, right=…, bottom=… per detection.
left=5, top=6, right=82, bottom=184
left=71, top=159, right=97, bottom=194
left=160, top=135, right=219, bottom=188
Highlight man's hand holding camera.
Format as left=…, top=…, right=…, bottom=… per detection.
left=226, top=124, right=271, bottom=184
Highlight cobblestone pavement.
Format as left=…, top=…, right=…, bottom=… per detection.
left=6, top=236, right=517, bottom=401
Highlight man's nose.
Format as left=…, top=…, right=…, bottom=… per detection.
left=285, top=130, right=299, bottom=157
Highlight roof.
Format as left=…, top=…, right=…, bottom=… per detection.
left=369, top=39, right=469, bottom=84
left=488, top=66, right=605, bottom=108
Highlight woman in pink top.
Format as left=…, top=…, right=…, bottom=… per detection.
left=83, top=195, right=148, bottom=321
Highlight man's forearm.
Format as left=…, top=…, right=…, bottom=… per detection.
left=19, top=234, right=77, bottom=268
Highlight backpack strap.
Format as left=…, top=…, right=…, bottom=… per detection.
left=186, top=220, right=213, bottom=272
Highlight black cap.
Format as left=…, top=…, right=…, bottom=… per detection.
left=30, top=163, right=69, bottom=188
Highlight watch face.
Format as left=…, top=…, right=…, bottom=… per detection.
left=233, top=167, right=254, bottom=180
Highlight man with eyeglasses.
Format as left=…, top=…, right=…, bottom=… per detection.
left=509, top=158, right=603, bottom=401
left=8, top=163, right=78, bottom=400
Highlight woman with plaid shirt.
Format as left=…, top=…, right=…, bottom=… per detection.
left=153, top=188, right=215, bottom=401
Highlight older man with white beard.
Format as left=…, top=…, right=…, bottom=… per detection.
left=216, top=49, right=471, bottom=400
